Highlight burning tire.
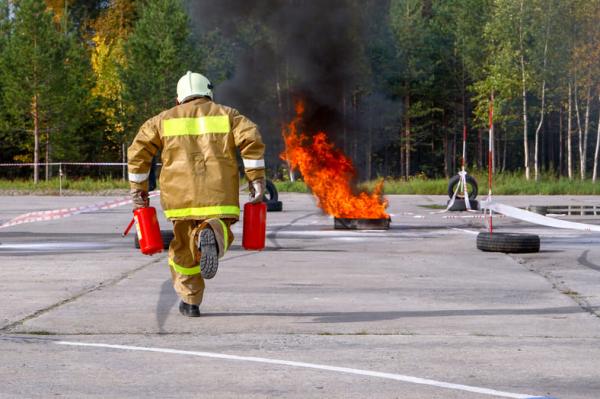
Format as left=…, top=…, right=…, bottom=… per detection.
left=448, top=174, right=478, bottom=200
left=134, top=229, right=174, bottom=250
left=447, top=199, right=479, bottom=211
left=476, top=232, right=540, bottom=253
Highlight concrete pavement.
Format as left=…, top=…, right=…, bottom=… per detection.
left=0, top=193, right=599, bottom=398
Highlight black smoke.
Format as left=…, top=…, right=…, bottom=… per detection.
left=187, top=0, right=400, bottom=179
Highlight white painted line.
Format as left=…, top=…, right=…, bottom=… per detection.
left=55, top=341, right=542, bottom=399
left=0, top=242, right=110, bottom=251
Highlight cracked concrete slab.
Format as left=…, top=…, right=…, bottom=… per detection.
left=1, top=194, right=599, bottom=398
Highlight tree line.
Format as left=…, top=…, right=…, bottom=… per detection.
left=0, top=0, right=599, bottom=183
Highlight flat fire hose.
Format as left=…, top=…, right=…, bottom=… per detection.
left=480, top=199, right=600, bottom=232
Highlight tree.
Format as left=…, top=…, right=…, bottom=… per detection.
left=90, top=0, right=137, bottom=158
left=0, top=0, right=12, bottom=158
left=121, top=0, right=197, bottom=137
left=0, top=0, right=90, bottom=182
left=471, top=0, right=522, bottom=174
left=389, top=0, right=431, bottom=178
left=430, top=0, right=491, bottom=175
left=570, top=0, right=599, bottom=180
left=531, top=0, right=552, bottom=181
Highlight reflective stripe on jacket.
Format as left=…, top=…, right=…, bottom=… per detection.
left=127, top=98, right=265, bottom=221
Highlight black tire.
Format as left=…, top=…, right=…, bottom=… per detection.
left=476, top=232, right=540, bottom=253
left=264, top=179, right=278, bottom=203
left=447, top=199, right=479, bottom=211
left=266, top=200, right=283, bottom=212
left=448, top=174, right=478, bottom=200
left=134, top=229, right=174, bottom=250
left=528, top=206, right=547, bottom=215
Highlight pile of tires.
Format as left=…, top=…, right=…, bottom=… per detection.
left=447, top=174, right=479, bottom=211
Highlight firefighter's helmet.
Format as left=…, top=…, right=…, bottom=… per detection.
left=177, top=71, right=213, bottom=103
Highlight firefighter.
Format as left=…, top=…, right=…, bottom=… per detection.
left=128, top=71, right=266, bottom=317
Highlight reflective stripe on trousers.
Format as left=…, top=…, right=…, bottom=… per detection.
left=164, top=205, right=240, bottom=219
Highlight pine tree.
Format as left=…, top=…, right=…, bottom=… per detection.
left=0, top=0, right=12, bottom=157
left=0, top=0, right=92, bottom=181
left=121, top=0, right=196, bottom=137
left=0, top=0, right=63, bottom=182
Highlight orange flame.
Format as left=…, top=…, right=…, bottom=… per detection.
left=281, top=100, right=388, bottom=219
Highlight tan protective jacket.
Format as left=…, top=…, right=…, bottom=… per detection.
left=127, top=98, right=265, bottom=221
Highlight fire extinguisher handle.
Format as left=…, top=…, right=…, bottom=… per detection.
left=122, top=217, right=135, bottom=237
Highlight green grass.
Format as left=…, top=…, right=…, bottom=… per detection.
left=0, top=177, right=129, bottom=194
left=273, top=180, right=311, bottom=193
left=275, top=172, right=600, bottom=195
left=1, top=171, right=599, bottom=195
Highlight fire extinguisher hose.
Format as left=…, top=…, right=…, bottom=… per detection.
left=122, top=217, right=135, bottom=237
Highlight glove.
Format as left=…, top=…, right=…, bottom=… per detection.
left=130, top=188, right=149, bottom=210
left=248, top=178, right=266, bottom=204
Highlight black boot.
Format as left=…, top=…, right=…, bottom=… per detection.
left=179, top=301, right=201, bottom=317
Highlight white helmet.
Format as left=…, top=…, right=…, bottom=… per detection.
left=177, top=71, right=213, bottom=103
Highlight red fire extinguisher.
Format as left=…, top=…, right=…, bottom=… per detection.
left=242, top=202, right=266, bottom=250
left=123, top=207, right=164, bottom=255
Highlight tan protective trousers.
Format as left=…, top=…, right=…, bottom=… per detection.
left=168, top=218, right=234, bottom=305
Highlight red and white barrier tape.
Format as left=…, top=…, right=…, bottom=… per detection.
left=0, top=192, right=160, bottom=229
left=442, top=213, right=506, bottom=220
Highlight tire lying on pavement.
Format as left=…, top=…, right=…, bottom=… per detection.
left=266, top=200, right=283, bottom=212
left=264, top=179, right=282, bottom=212
left=476, top=232, right=540, bottom=253
left=448, top=174, right=478, bottom=200
left=134, top=229, right=174, bottom=250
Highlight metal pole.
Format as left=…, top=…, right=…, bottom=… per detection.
left=488, top=92, right=495, bottom=233
left=59, top=163, right=63, bottom=196
left=122, top=143, right=126, bottom=181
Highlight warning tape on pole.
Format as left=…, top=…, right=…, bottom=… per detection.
left=480, top=199, right=600, bottom=232
left=0, top=192, right=160, bottom=229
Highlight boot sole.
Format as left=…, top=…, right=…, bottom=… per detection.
left=200, top=228, right=219, bottom=279
left=179, top=301, right=201, bottom=317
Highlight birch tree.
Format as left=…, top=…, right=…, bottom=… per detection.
left=532, top=0, right=552, bottom=181
left=571, top=0, right=599, bottom=180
